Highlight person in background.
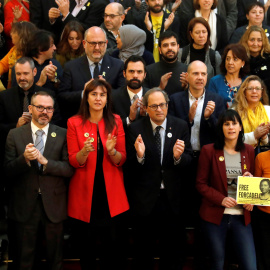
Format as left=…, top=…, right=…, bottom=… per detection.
left=208, top=44, right=249, bottom=108
left=67, top=79, right=129, bottom=270
left=239, top=25, right=270, bottom=96
left=56, top=20, right=85, bottom=68
left=196, top=109, right=256, bottom=270
left=233, top=75, right=270, bottom=147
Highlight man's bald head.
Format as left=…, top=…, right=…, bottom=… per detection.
left=104, top=3, right=125, bottom=32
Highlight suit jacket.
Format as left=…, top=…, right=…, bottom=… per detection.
left=134, top=10, right=180, bottom=54
left=168, top=90, right=226, bottom=148
left=67, top=115, right=129, bottom=223
left=126, top=115, right=193, bottom=216
left=30, top=0, right=108, bottom=43
left=58, top=54, right=125, bottom=123
left=112, top=86, right=149, bottom=130
left=178, top=0, right=237, bottom=39
left=4, top=123, right=74, bottom=223
left=196, top=143, right=255, bottom=226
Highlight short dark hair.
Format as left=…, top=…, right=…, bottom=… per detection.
left=158, top=30, right=179, bottom=47
left=15, top=57, right=35, bottom=70
left=246, top=2, right=265, bottom=14
left=124, top=55, right=146, bottom=72
left=187, top=17, right=211, bottom=49
left=143, top=88, right=169, bottom=107
left=220, top=44, right=250, bottom=78
left=26, top=30, right=54, bottom=58
left=214, top=109, right=245, bottom=151
left=31, top=91, right=55, bottom=106
left=260, top=179, right=270, bottom=189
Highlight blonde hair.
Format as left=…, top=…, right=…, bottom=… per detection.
left=239, top=25, right=270, bottom=58
left=234, top=75, right=269, bottom=120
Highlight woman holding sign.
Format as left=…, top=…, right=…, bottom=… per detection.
left=254, top=153, right=270, bottom=269
left=196, top=109, right=256, bottom=270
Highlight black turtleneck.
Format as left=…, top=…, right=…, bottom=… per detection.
left=190, top=45, right=206, bottom=63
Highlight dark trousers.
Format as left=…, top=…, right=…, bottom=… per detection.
left=8, top=196, right=63, bottom=270
left=133, top=190, right=186, bottom=270
left=252, top=207, right=270, bottom=270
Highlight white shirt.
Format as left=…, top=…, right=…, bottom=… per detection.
left=188, top=90, right=205, bottom=151
left=87, top=57, right=103, bottom=78
left=71, top=0, right=89, bottom=17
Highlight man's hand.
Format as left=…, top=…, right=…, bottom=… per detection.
left=159, top=72, right=172, bottom=90
left=173, top=139, right=185, bottom=160
left=135, top=134, right=145, bottom=158
left=180, top=72, right=188, bottom=89
left=204, top=101, right=215, bottom=119
left=47, top=61, right=58, bottom=81
left=23, top=143, right=39, bottom=162
left=188, top=100, right=198, bottom=123
left=129, top=98, right=141, bottom=121
left=124, top=7, right=131, bottom=15
left=135, top=0, right=141, bottom=10
left=144, top=12, right=152, bottom=31
left=0, top=23, right=3, bottom=34
left=48, top=7, right=61, bottom=20
left=36, top=151, right=48, bottom=166
left=16, top=116, right=27, bottom=128
left=164, top=12, right=174, bottom=30
left=171, top=0, right=182, bottom=13
left=55, top=0, right=70, bottom=18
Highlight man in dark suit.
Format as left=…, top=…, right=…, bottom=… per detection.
left=31, top=0, right=108, bottom=43
left=58, top=26, right=125, bottom=125
left=4, top=91, right=74, bottom=270
left=127, top=88, right=192, bottom=270
left=112, top=55, right=148, bottom=130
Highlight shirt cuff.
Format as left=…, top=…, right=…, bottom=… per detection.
left=137, top=153, right=145, bottom=164
left=173, top=155, right=181, bottom=165
left=62, top=12, right=70, bottom=21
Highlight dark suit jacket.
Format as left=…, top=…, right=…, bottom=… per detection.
left=112, top=86, right=149, bottom=130
left=196, top=143, right=255, bottom=226
left=168, top=90, right=226, bottom=148
left=57, top=54, right=125, bottom=123
left=4, top=123, right=74, bottom=223
left=30, top=0, right=108, bottom=43
left=134, top=10, right=180, bottom=54
left=126, top=115, right=193, bottom=216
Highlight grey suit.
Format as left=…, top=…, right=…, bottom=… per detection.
left=5, top=123, right=74, bottom=270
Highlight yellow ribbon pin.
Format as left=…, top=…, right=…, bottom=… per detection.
left=51, top=132, right=56, bottom=137
left=244, top=164, right=247, bottom=170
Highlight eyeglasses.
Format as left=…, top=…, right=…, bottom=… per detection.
left=148, top=103, right=168, bottom=111
left=31, top=105, right=54, bottom=113
left=246, top=87, right=263, bottom=91
left=85, top=40, right=106, bottom=47
left=103, top=13, right=123, bottom=19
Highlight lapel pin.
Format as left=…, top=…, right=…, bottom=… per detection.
left=89, top=137, right=94, bottom=143
left=167, top=132, right=172, bottom=138
left=82, top=6, right=86, bottom=10
left=87, top=2, right=90, bottom=6
left=102, top=71, right=106, bottom=77
left=84, top=133, right=89, bottom=138
left=244, top=164, right=247, bottom=170
left=51, top=132, right=56, bottom=137
left=107, top=66, right=110, bottom=68
left=219, top=156, right=224, bottom=162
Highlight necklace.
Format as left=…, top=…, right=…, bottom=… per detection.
left=224, top=77, right=242, bottom=108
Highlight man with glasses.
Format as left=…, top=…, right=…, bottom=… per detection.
left=58, top=26, right=125, bottom=125
left=4, top=91, right=74, bottom=270
left=126, top=88, right=192, bottom=270
left=100, top=2, right=125, bottom=55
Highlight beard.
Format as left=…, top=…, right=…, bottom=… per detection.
left=161, top=50, right=178, bottom=63
left=127, top=79, right=143, bottom=90
left=149, top=4, right=163, bottom=14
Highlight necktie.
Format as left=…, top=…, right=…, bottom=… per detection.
left=23, top=91, right=29, bottom=112
left=35, top=130, right=44, bottom=167
left=132, top=94, right=140, bottom=119
left=93, top=63, right=99, bottom=78
left=154, top=126, right=162, bottom=163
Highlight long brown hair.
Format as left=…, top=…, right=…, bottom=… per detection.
left=77, top=79, right=116, bottom=134
left=57, top=21, right=85, bottom=57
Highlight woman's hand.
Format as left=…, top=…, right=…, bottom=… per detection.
left=12, top=6, right=23, bottom=22
left=254, top=123, right=270, bottom=140
left=243, top=204, right=254, bottom=211
left=0, top=23, right=3, bottom=34
left=221, top=197, right=237, bottom=208
left=106, top=133, right=117, bottom=154
left=82, top=138, right=95, bottom=155
left=243, top=171, right=253, bottom=177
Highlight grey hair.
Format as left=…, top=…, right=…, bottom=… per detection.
left=15, top=57, right=35, bottom=70
left=143, top=87, right=170, bottom=107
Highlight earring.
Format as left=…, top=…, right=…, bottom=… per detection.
left=241, top=66, right=244, bottom=68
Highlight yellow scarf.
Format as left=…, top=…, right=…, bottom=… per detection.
left=242, top=102, right=269, bottom=134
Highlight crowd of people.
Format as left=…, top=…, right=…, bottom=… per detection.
left=1, top=0, right=270, bottom=270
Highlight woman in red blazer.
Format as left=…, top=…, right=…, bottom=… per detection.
left=196, top=110, right=256, bottom=270
left=67, top=79, right=129, bottom=269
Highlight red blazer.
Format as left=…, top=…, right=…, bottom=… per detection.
left=196, top=143, right=255, bottom=226
left=67, top=115, right=129, bottom=223
left=4, top=0, right=30, bottom=37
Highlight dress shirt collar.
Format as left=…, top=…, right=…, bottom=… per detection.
left=150, top=118, right=167, bottom=132
left=31, top=121, right=49, bottom=137
left=127, top=87, right=143, bottom=101
left=87, top=57, right=103, bottom=67
left=188, top=89, right=205, bottom=101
